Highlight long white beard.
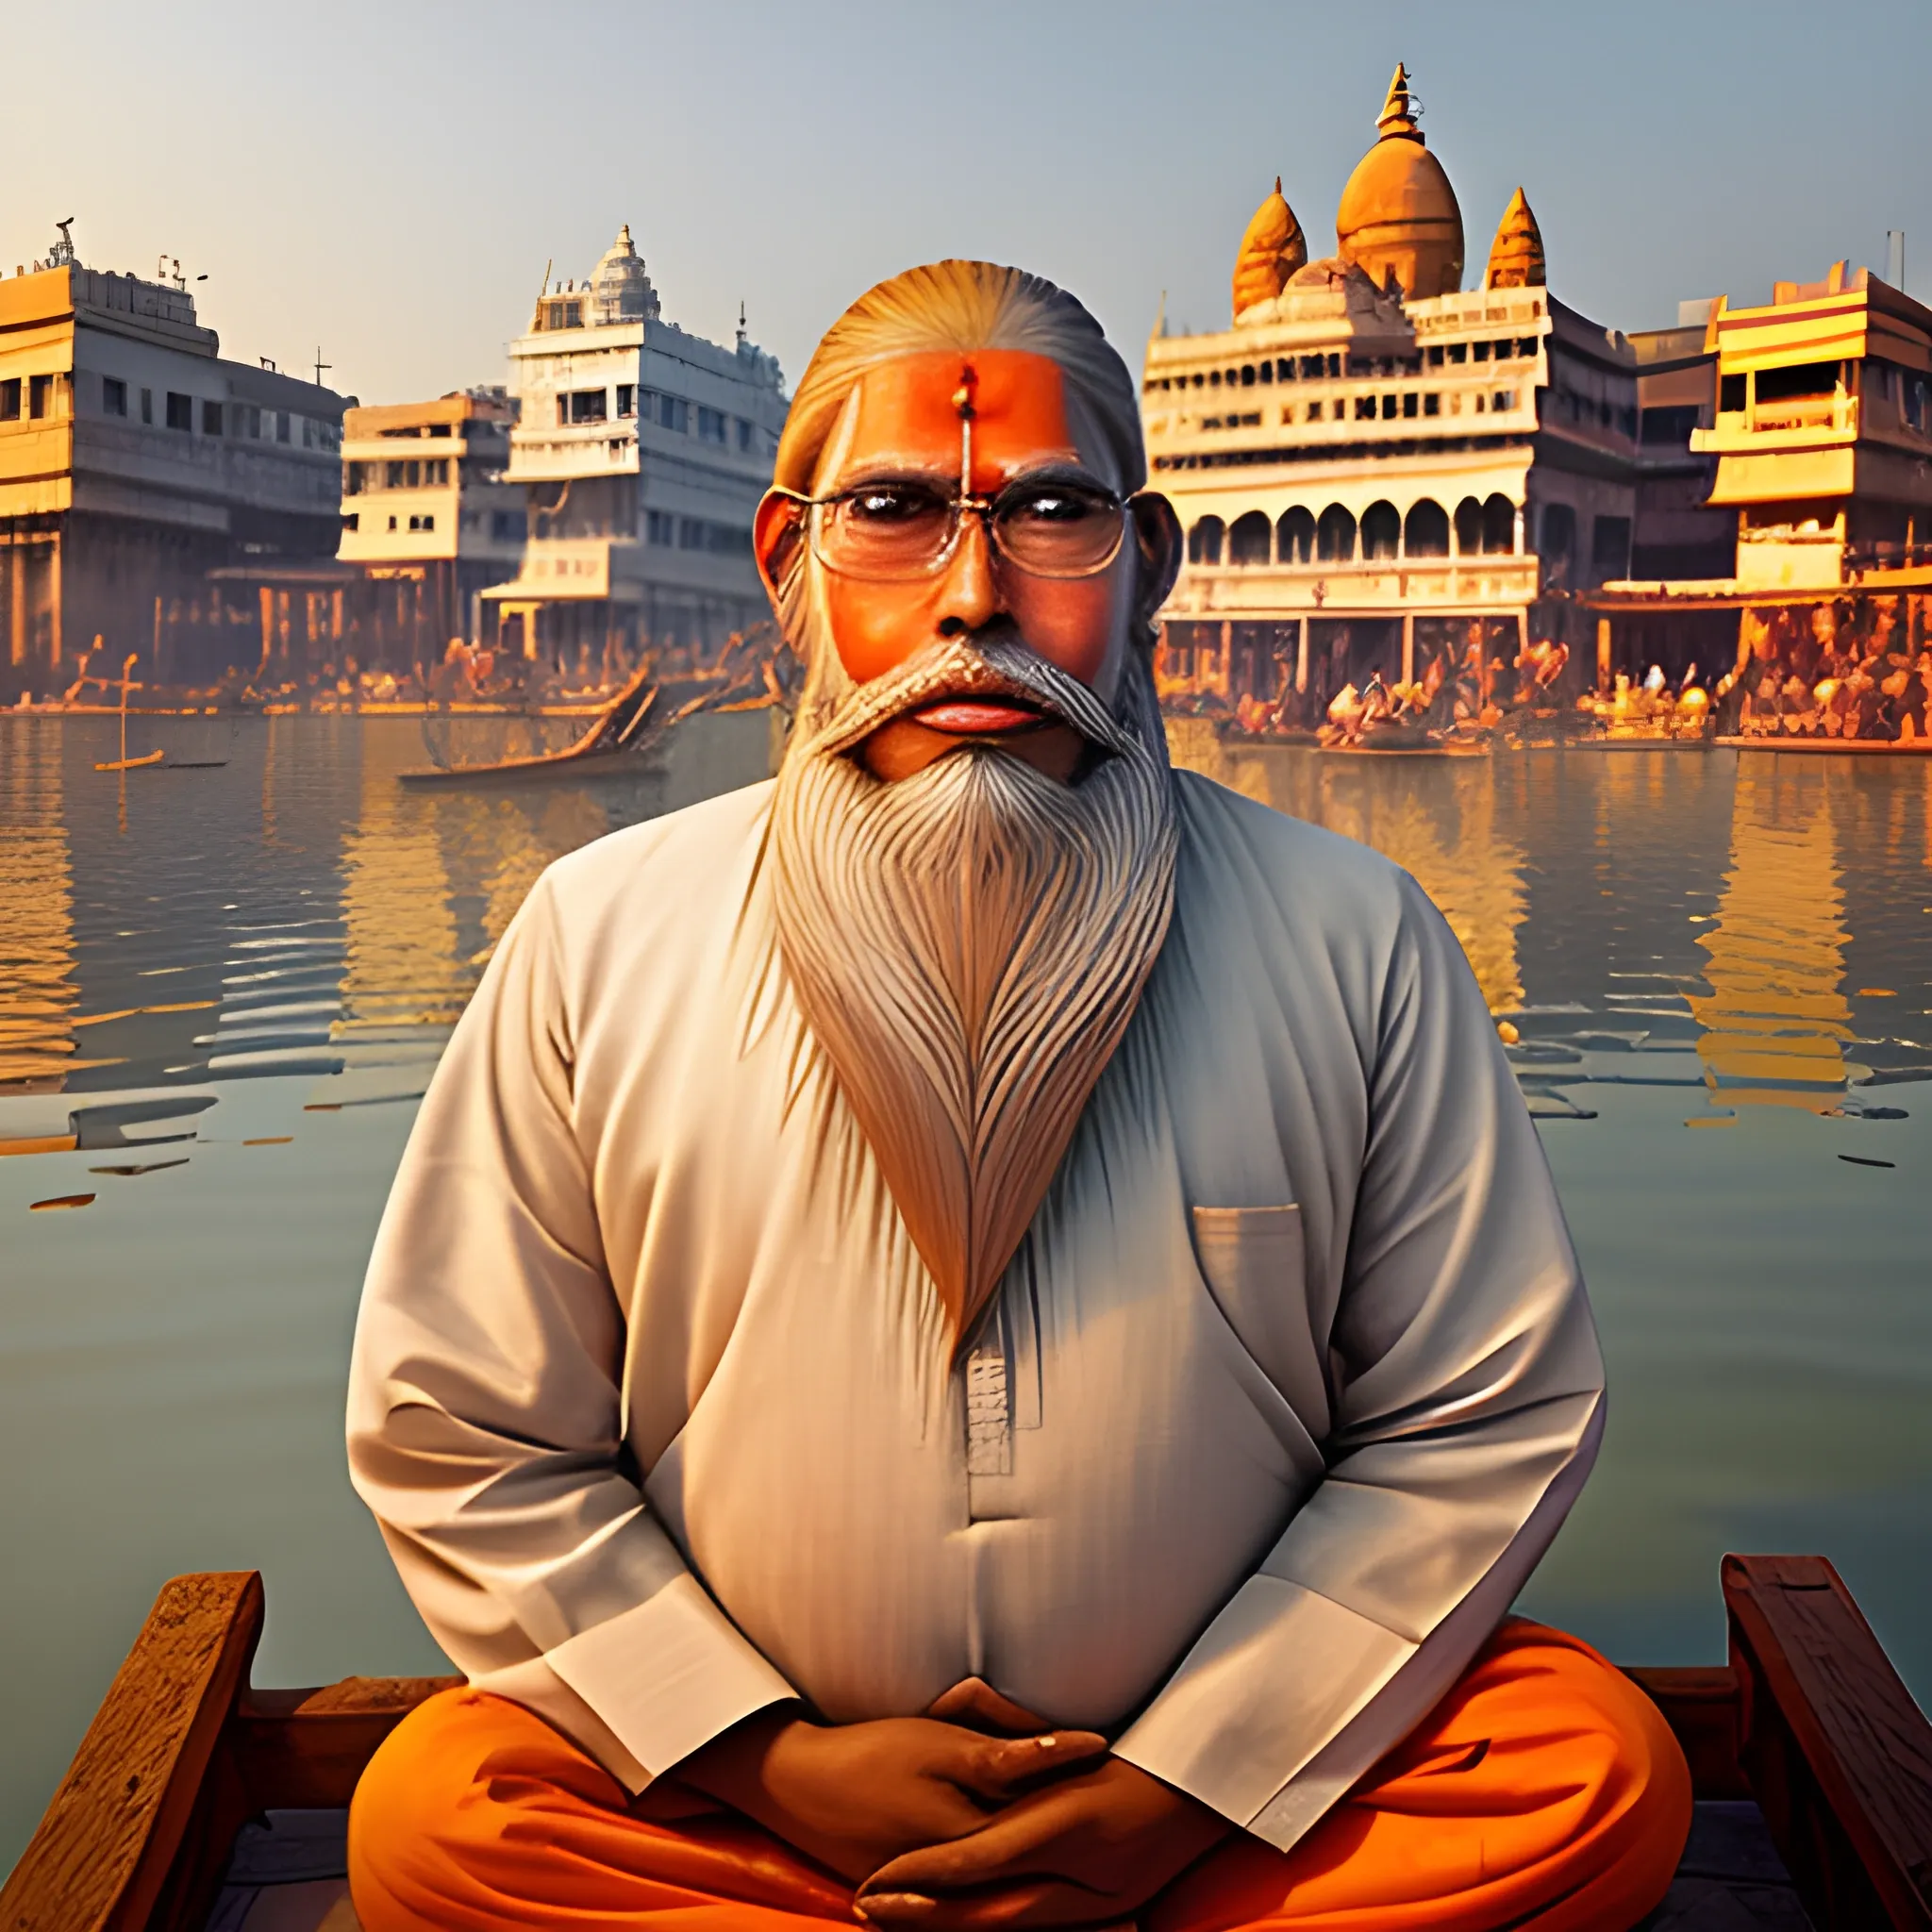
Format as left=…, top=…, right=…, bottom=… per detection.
left=770, top=637, right=1176, bottom=1351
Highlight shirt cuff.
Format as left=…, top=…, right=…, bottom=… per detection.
left=1111, top=1574, right=1411, bottom=1836
left=543, top=1572, right=797, bottom=1784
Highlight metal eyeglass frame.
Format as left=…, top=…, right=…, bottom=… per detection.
left=764, top=477, right=1135, bottom=582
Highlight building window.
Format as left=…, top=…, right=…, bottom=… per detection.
left=1447, top=342, right=1468, bottom=365
left=542, top=299, right=584, bottom=331
left=345, top=461, right=363, bottom=494
left=491, top=509, right=525, bottom=541
left=616, top=384, right=635, bottom=418
left=29, top=375, right=55, bottom=419
left=1402, top=391, right=1418, bottom=418
left=1187, top=515, right=1224, bottom=564
left=0, top=377, right=18, bottom=421
left=1228, top=510, right=1272, bottom=565
left=1495, top=391, right=1516, bottom=411
left=646, top=508, right=675, bottom=543
left=165, top=391, right=192, bottom=431
left=1426, top=345, right=1444, bottom=367
left=408, top=513, right=436, bottom=532
left=1305, top=400, right=1323, bottom=422
left=1380, top=394, right=1398, bottom=419
left=656, top=393, right=690, bottom=433
left=1316, top=504, right=1357, bottom=562
left=569, top=388, right=608, bottom=424
left=1276, top=506, right=1315, bottom=563
left=341, top=512, right=359, bottom=533
left=1473, top=341, right=1491, bottom=363
left=203, top=400, right=225, bottom=434
left=1424, top=392, right=1441, bottom=416
left=429, top=422, right=452, bottom=437
left=1355, top=396, right=1376, bottom=420
left=1361, top=501, right=1401, bottom=560
left=387, top=514, right=398, bottom=531
left=1591, top=514, right=1630, bottom=581
left=142, top=388, right=153, bottom=424
left=102, top=376, right=127, bottom=417
left=1540, top=503, right=1577, bottom=584
left=697, top=406, right=727, bottom=442
left=1404, top=498, right=1450, bottom=558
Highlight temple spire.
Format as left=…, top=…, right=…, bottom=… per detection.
left=1376, top=63, right=1421, bottom=140
left=1484, top=186, right=1547, bottom=290
left=1231, top=175, right=1307, bottom=321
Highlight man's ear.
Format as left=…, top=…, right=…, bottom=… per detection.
left=754, top=491, right=805, bottom=604
left=1129, top=493, right=1182, bottom=623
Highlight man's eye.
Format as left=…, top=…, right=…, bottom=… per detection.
left=1007, top=489, right=1108, bottom=525
left=845, top=488, right=944, bottom=524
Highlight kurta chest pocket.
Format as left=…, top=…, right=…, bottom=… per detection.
left=1191, top=1205, right=1331, bottom=1444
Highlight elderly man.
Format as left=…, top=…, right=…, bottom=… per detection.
left=346, top=259, right=1689, bottom=1932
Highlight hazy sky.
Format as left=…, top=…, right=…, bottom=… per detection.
left=7, top=0, right=1926, bottom=407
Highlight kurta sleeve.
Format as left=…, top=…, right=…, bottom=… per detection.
left=1113, top=870, right=1605, bottom=1852
left=345, top=872, right=794, bottom=1790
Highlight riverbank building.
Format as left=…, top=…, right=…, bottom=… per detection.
left=0, top=228, right=351, bottom=697
left=337, top=388, right=527, bottom=672
left=484, top=226, right=789, bottom=671
left=1146, top=67, right=1712, bottom=711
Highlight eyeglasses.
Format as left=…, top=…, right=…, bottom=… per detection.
left=769, top=477, right=1130, bottom=582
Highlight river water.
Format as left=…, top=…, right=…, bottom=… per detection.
left=2, top=711, right=1928, bottom=1867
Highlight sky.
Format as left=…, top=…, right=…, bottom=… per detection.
left=5, top=0, right=1927, bottom=407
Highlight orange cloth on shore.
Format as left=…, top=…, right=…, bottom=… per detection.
left=348, top=1620, right=1690, bottom=1932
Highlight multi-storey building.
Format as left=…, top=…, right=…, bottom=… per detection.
left=1145, top=68, right=1654, bottom=710
left=338, top=388, right=525, bottom=666
left=484, top=225, right=788, bottom=666
left=0, top=231, right=350, bottom=691
left=1691, top=263, right=1932, bottom=591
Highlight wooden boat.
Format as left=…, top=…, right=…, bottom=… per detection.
left=1715, top=735, right=1932, bottom=756
left=397, top=658, right=665, bottom=789
left=6, top=1555, right=1929, bottom=1931
left=94, top=653, right=164, bottom=772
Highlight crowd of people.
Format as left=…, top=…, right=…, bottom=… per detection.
left=1719, top=597, right=1932, bottom=742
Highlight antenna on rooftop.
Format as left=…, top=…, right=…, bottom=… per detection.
left=49, top=219, right=77, bottom=267
left=312, top=347, right=332, bottom=389
left=737, top=300, right=747, bottom=348
left=1888, top=230, right=1906, bottom=289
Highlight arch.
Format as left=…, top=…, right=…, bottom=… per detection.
left=1454, top=496, right=1484, bottom=556
left=1360, top=500, right=1401, bottom=561
left=1482, top=493, right=1516, bottom=554
left=1228, top=510, right=1272, bottom=565
left=1404, top=498, right=1450, bottom=558
left=1316, top=504, right=1357, bottom=563
left=1276, top=506, right=1315, bottom=564
left=1188, top=515, right=1225, bottom=565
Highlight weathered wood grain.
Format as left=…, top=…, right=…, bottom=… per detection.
left=235, top=1676, right=460, bottom=1808
left=1725, top=1552, right=1932, bottom=1930
left=0, top=1572, right=262, bottom=1932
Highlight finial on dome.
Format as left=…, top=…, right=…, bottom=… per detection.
left=1231, top=175, right=1308, bottom=321
left=1484, top=187, right=1546, bottom=290
left=1376, top=63, right=1421, bottom=140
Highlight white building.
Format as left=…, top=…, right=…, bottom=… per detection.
left=485, top=225, right=788, bottom=667
left=338, top=387, right=525, bottom=665
left=1145, top=69, right=1650, bottom=713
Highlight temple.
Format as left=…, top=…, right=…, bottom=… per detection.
left=1145, top=66, right=1713, bottom=709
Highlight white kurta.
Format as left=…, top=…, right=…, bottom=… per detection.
left=347, top=769, right=1603, bottom=1855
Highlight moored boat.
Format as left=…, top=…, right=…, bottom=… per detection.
left=5, top=1555, right=1928, bottom=1931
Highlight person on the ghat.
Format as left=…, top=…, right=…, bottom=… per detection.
left=345, top=258, right=1690, bottom=1932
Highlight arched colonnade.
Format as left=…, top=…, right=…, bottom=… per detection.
left=1187, top=494, right=1519, bottom=569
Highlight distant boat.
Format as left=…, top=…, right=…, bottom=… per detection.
left=94, top=652, right=161, bottom=771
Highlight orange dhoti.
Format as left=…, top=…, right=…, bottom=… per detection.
left=347, top=1620, right=1690, bottom=1932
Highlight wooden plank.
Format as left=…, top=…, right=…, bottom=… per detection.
left=1625, top=1664, right=1749, bottom=1800
left=0, top=1572, right=262, bottom=1932
left=235, top=1676, right=460, bottom=1809
left=1724, top=1552, right=1932, bottom=1930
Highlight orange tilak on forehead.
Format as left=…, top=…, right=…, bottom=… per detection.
left=828, top=349, right=1083, bottom=494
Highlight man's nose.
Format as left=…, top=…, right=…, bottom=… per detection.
left=932, top=509, right=1002, bottom=636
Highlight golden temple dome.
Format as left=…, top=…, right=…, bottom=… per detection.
left=1232, top=176, right=1307, bottom=320
left=1335, top=64, right=1464, bottom=300
left=1484, top=186, right=1546, bottom=290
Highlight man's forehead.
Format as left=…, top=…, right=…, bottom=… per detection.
left=821, top=349, right=1089, bottom=486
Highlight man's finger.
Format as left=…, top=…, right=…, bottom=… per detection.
left=926, top=1678, right=1051, bottom=1736
left=950, top=1732, right=1107, bottom=1801
left=862, top=1796, right=1069, bottom=1894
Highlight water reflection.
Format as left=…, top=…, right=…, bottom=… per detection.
left=0, top=732, right=79, bottom=1090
